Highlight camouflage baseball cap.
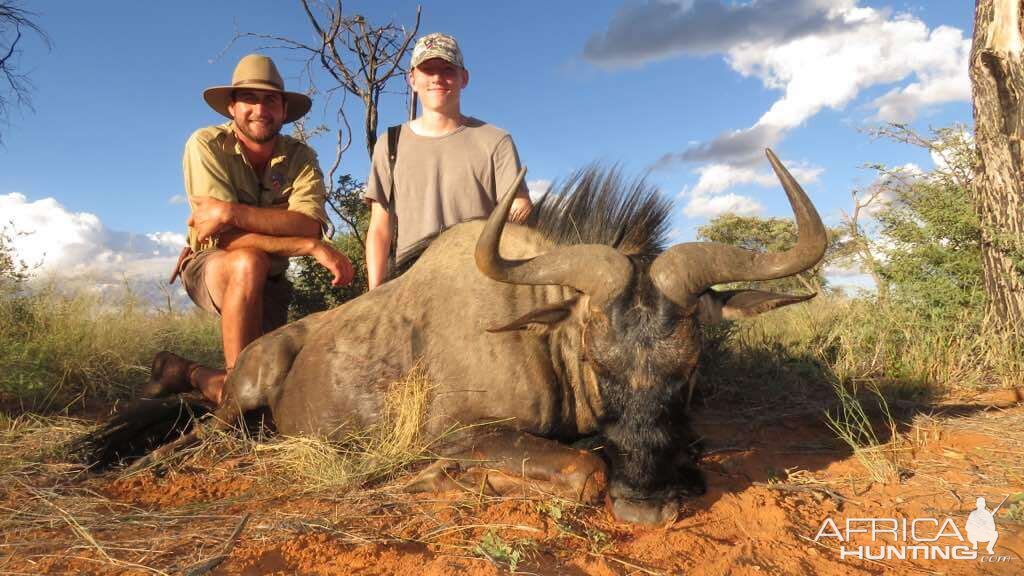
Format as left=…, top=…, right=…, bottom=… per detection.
left=410, top=32, right=465, bottom=69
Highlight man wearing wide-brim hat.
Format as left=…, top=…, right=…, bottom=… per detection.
left=146, top=54, right=353, bottom=405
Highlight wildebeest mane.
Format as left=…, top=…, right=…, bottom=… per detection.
left=531, top=165, right=671, bottom=256
left=393, top=165, right=672, bottom=277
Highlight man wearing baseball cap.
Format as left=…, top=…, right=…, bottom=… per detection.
left=147, top=54, right=353, bottom=405
left=363, top=33, right=533, bottom=289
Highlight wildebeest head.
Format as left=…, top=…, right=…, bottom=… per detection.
left=475, top=150, right=827, bottom=525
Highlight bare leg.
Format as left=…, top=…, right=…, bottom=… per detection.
left=201, top=248, right=272, bottom=404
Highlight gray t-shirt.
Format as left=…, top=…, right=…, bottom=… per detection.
left=364, top=117, right=528, bottom=260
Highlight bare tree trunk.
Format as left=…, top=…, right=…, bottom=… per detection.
left=364, top=93, right=378, bottom=159
left=970, top=0, right=1024, bottom=335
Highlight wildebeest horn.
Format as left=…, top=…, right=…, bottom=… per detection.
left=475, top=166, right=633, bottom=304
left=649, top=149, right=827, bottom=306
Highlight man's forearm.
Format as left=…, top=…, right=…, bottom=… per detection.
left=231, top=204, right=322, bottom=238
left=365, top=201, right=391, bottom=290
left=366, top=231, right=390, bottom=290
left=219, top=229, right=319, bottom=257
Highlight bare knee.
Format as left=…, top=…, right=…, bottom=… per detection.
left=224, top=249, right=270, bottom=288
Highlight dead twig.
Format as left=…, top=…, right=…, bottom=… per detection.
left=182, top=512, right=251, bottom=576
left=757, top=481, right=860, bottom=507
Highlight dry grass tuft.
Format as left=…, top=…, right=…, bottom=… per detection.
left=252, top=364, right=442, bottom=490
left=824, top=381, right=906, bottom=484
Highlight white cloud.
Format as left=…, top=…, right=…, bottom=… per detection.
left=871, top=26, right=971, bottom=122
left=856, top=162, right=921, bottom=216
left=527, top=179, right=552, bottom=203
left=169, top=194, right=187, bottom=205
left=1, top=192, right=186, bottom=285
left=725, top=11, right=970, bottom=151
left=691, top=161, right=822, bottom=196
left=683, top=191, right=762, bottom=218
left=681, top=158, right=822, bottom=218
left=147, top=231, right=187, bottom=254
left=624, top=3, right=970, bottom=167
left=2, top=192, right=185, bottom=271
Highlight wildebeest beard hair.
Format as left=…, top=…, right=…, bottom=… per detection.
left=393, top=165, right=673, bottom=276
left=592, top=267, right=699, bottom=495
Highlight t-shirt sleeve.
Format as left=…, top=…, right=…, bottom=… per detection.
left=363, top=136, right=391, bottom=209
left=183, top=133, right=237, bottom=204
left=287, top=148, right=330, bottom=236
left=492, top=134, right=529, bottom=200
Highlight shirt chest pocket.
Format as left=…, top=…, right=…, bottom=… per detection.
left=264, top=173, right=293, bottom=207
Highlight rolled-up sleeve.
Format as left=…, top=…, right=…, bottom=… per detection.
left=183, top=133, right=237, bottom=204
left=183, top=133, right=240, bottom=251
left=287, top=149, right=330, bottom=235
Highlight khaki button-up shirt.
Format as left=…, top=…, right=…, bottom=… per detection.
left=183, top=122, right=329, bottom=276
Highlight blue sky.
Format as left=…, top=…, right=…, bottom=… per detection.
left=0, top=0, right=973, bottom=300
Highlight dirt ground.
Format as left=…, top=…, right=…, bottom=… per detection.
left=2, top=390, right=1022, bottom=575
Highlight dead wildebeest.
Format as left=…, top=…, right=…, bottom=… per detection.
left=76, top=149, right=825, bottom=525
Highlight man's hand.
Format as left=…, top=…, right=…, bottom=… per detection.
left=311, top=241, right=355, bottom=287
left=509, top=196, right=533, bottom=224
left=188, top=197, right=235, bottom=242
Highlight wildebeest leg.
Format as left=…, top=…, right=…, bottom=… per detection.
left=123, top=398, right=247, bottom=473
left=406, top=430, right=607, bottom=503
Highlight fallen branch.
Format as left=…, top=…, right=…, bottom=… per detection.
left=756, top=481, right=860, bottom=507
left=182, top=512, right=251, bottom=576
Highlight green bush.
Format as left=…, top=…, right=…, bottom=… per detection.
left=289, top=173, right=371, bottom=319
left=697, top=213, right=845, bottom=293
left=875, top=172, right=984, bottom=324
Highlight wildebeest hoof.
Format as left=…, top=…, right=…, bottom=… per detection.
left=140, top=351, right=197, bottom=398
left=608, top=496, right=679, bottom=526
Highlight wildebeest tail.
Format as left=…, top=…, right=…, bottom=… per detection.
left=68, top=396, right=213, bottom=470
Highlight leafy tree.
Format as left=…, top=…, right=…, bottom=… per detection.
left=866, top=135, right=984, bottom=322
left=288, top=174, right=370, bottom=318
left=697, top=214, right=843, bottom=293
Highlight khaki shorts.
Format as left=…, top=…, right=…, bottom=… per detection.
left=180, top=249, right=293, bottom=333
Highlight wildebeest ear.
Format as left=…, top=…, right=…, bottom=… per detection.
left=698, top=289, right=816, bottom=324
left=487, top=297, right=580, bottom=333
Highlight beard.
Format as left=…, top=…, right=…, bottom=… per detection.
left=235, top=118, right=281, bottom=144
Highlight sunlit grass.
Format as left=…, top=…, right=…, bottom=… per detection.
left=0, top=282, right=221, bottom=412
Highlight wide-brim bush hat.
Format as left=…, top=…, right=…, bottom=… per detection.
left=203, top=54, right=312, bottom=124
